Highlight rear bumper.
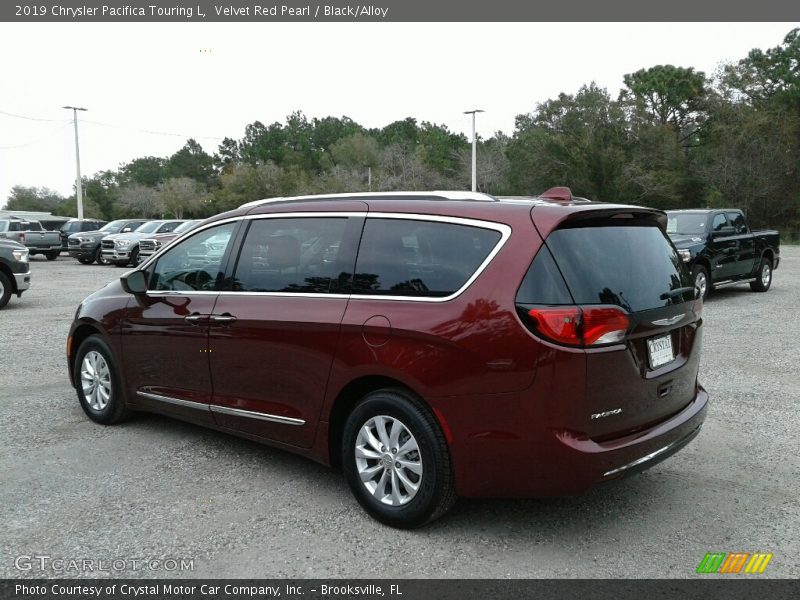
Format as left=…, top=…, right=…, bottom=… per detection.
left=28, top=245, right=62, bottom=253
left=443, top=385, right=709, bottom=498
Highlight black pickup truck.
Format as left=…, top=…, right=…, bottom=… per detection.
left=666, top=209, right=780, bottom=300
left=0, top=238, right=31, bottom=309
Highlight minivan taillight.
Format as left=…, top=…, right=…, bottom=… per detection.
left=523, top=305, right=630, bottom=347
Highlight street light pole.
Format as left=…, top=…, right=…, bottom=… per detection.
left=463, top=109, right=484, bottom=192
left=63, top=106, right=87, bottom=219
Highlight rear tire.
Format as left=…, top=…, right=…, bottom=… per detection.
left=45, top=251, right=58, bottom=261
left=74, top=335, right=130, bottom=424
left=692, top=265, right=710, bottom=301
left=0, top=272, right=12, bottom=309
left=342, top=388, right=456, bottom=528
left=750, top=257, right=773, bottom=292
left=77, top=256, right=94, bottom=265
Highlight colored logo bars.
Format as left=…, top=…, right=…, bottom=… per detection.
left=696, top=552, right=773, bottom=574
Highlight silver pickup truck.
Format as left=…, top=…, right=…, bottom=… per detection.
left=0, top=218, right=63, bottom=260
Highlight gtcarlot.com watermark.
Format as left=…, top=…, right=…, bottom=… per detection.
left=14, top=554, right=195, bottom=573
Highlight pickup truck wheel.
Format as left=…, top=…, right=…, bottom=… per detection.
left=45, top=251, right=59, bottom=261
left=129, top=247, right=140, bottom=267
left=0, top=272, right=11, bottom=309
left=692, top=265, right=710, bottom=301
left=74, top=335, right=130, bottom=424
left=750, top=257, right=773, bottom=292
left=94, top=247, right=110, bottom=266
left=77, top=256, right=94, bottom=265
left=342, top=388, right=456, bottom=528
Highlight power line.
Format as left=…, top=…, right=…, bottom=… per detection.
left=0, top=122, right=72, bottom=150
left=0, top=109, right=65, bottom=123
left=82, top=118, right=225, bottom=141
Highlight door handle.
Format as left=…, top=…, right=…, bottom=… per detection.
left=209, top=313, right=237, bottom=325
left=184, top=313, right=209, bottom=324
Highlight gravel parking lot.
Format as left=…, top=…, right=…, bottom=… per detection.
left=1, top=249, right=798, bottom=579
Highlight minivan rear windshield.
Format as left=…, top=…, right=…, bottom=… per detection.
left=545, top=223, right=692, bottom=312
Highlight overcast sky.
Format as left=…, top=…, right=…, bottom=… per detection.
left=0, top=22, right=796, bottom=208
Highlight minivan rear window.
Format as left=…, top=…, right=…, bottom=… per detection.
left=545, top=223, right=691, bottom=312
left=353, top=218, right=501, bottom=297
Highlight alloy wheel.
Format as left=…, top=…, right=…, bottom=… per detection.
left=355, top=415, right=423, bottom=506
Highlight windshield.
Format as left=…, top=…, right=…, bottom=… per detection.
left=666, top=214, right=707, bottom=235
left=136, top=221, right=162, bottom=234
left=173, top=220, right=202, bottom=234
left=100, top=220, right=127, bottom=233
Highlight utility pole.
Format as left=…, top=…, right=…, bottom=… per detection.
left=463, top=109, right=484, bottom=192
left=63, top=106, right=87, bottom=219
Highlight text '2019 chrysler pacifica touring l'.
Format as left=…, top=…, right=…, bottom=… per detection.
left=68, top=188, right=707, bottom=527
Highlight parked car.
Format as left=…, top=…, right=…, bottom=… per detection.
left=666, top=209, right=780, bottom=300
left=59, top=218, right=107, bottom=251
left=68, top=189, right=707, bottom=528
left=68, top=219, right=149, bottom=265
left=0, top=217, right=62, bottom=260
left=101, top=220, right=185, bottom=267
left=0, top=239, right=31, bottom=309
left=138, top=219, right=203, bottom=262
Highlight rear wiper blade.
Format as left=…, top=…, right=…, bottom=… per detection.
left=660, top=286, right=696, bottom=300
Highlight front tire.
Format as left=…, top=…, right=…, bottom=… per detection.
left=750, top=257, right=773, bottom=292
left=342, top=388, right=456, bottom=528
left=129, top=247, right=140, bottom=267
left=0, top=272, right=12, bottom=309
left=74, top=335, right=130, bottom=424
left=77, top=256, right=94, bottom=265
left=692, top=265, right=710, bottom=301
left=94, top=247, right=110, bottom=266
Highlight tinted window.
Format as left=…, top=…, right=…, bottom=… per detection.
left=727, top=212, right=747, bottom=234
left=353, top=219, right=501, bottom=297
left=516, top=245, right=573, bottom=305
left=545, top=224, right=692, bottom=312
left=711, top=213, right=728, bottom=232
left=156, top=221, right=182, bottom=234
left=233, top=217, right=351, bottom=293
left=149, top=223, right=236, bottom=292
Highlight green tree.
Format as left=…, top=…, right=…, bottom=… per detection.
left=165, top=139, right=215, bottom=185
left=158, top=177, right=206, bottom=218
left=4, top=186, right=65, bottom=212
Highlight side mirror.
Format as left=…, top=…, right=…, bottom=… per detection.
left=121, top=270, right=148, bottom=295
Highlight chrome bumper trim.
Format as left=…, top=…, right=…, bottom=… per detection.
left=602, top=425, right=701, bottom=478
left=14, top=271, right=31, bottom=292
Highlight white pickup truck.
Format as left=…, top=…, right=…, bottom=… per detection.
left=0, top=217, right=63, bottom=260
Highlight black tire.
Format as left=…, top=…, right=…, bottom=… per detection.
left=94, top=246, right=110, bottom=266
left=45, top=251, right=59, bottom=261
left=692, top=265, right=711, bottom=301
left=750, top=256, right=773, bottom=292
left=0, top=271, right=12, bottom=310
left=342, top=388, right=456, bottom=528
left=73, top=335, right=130, bottom=425
left=129, top=247, right=140, bottom=267
left=77, top=256, right=94, bottom=265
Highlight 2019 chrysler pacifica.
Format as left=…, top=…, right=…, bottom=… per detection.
left=68, top=189, right=708, bottom=527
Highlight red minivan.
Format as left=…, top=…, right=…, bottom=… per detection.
left=67, top=190, right=707, bottom=527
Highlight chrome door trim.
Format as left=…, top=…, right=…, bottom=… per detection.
left=136, top=391, right=208, bottom=411
left=209, top=404, right=305, bottom=426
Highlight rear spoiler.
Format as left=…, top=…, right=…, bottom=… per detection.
left=531, top=204, right=667, bottom=239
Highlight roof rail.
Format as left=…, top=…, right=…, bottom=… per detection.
left=239, top=190, right=497, bottom=209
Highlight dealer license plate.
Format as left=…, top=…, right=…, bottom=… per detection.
left=647, top=334, right=674, bottom=369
